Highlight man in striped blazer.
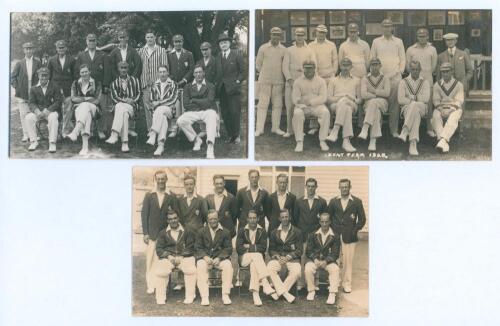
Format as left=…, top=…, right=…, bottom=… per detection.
left=138, top=30, right=169, bottom=132
left=152, top=209, right=196, bottom=305
left=106, top=61, right=142, bottom=152
left=145, top=65, right=178, bottom=156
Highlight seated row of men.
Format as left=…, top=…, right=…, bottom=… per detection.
left=11, top=31, right=245, bottom=158
left=289, top=58, right=463, bottom=155
left=256, top=22, right=469, bottom=155
left=141, top=170, right=366, bottom=306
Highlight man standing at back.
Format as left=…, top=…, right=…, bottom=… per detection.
left=268, top=174, right=296, bottom=233
left=437, top=33, right=473, bottom=95
left=206, top=175, right=238, bottom=239
left=370, top=19, right=406, bottom=138
left=236, top=169, right=270, bottom=230
left=215, top=32, right=245, bottom=144
left=140, top=170, right=179, bottom=295
left=178, top=174, right=208, bottom=233
left=108, top=30, right=142, bottom=81
left=197, top=42, right=217, bottom=84
left=339, top=23, right=370, bottom=79
left=309, top=24, right=338, bottom=83
left=11, top=42, right=42, bottom=142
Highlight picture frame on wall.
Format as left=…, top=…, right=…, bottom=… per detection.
left=330, top=25, right=346, bottom=39
left=387, top=11, right=404, bottom=24
left=309, top=10, right=325, bottom=25
left=290, top=11, right=307, bottom=25
left=433, top=28, right=443, bottom=41
left=329, top=10, right=346, bottom=24
left=428, top=11, right=446, bottom=25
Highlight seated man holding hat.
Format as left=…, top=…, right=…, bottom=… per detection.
left=432, top=62, right=464, bottom=153
left=106, top=61, right=142, bottom=152
left=358, top=57, right=390, bottom=151
left=291, top=60, right=330, bottom=152
left=25, top=67, right=62, bottom=153
left=325, top=57, right=361, bottom=153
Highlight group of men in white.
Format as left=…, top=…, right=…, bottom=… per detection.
left=140, top=170, right=366, bottom=307
left=256, top=19, right=470, bottom=155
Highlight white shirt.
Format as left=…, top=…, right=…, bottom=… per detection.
left=41, top=85, right=48, bottom=96
left=214, top=190, right=227, bottom=211
left=166, top=224, right=184, bottom=242
left=154, top=190, right=166, bottom=207
left=249, top=187, right=260, bottom=203
left=25, top=56, right=33, bottom=81
left=340, top=195, right=353, bottom=211
left=185, top=193, right=196, bottom=207
left=59, top=55, right=66, bottom=68
left=120, top=45, right=128, bottom=61
left=448, top=46, right=456, bottom=57
left=277, top=191, right=288, bottom=210
left=175, top=50, right=182, bottom=60
left=146, top=45, right=155, bottom=56
left=88, top=50, right=95, bottom=61
left=316, top=227, right=334, bottom=245
left=159, top=81, right=168, bottom=98
left=278, top=224, right=291, bottom=242
left=307, top=195, right=319, bottom=209
left=204, top=57, right=210, bottom=66
left=209, top=224, right=224, bottom=241
left=245, top=224, right=262, bottom=244
left=223, top=49, right=230, bottom=59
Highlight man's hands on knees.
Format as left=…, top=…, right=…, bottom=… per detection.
left=143, top=234, right=150, bottom=244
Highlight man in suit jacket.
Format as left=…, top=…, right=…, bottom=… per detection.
left=141, top=170, right=179, bottom=294
left=437, top=33, right=473, bottom=95
left=178, top=174, right=208, bottom=232
left=25, top=67, right=62, bottom=153
left=215, top=32, right=245, bottom=144
left=268, top=173, right=296, bottom=232
left=47, top=40, right=76, bottom=137
left=11, top=42, right=42, bottom=142
left=205, top=175, right=238, bottom=238
left=267, top=209, right=300, bottom=303
left=152, top=210, right=196, bottom=305
left=108, top=30, right=142, bottom=81
left=177, top=65, right=218, bottom=159
left=327, top=178, right=366, bottom=293
left=304, top=213, right=341, bottom=305
left=236, top=210, right=278, bottom=306
left=293, top=178, right=328, bottom=241
left=236, top=169, right=271, bottom=230
left=197, top=42, right=216, bottom=84
left=168, top=34, right=195, bottom=88
left=195, top=209, right=233, bottom=306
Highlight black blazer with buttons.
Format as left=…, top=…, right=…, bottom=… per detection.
left=140, top=191, right=180, bottom=241
left=47, top=54, right=76, bottom=97
left=293, top=196, right=328, bottom=241
left=268, top=225, right=303, bottom=262
left=305, top=229, right=341, bottom=264
left=268, top=191, right=297, bottom=232
left=328, top=195, right=366, bottom=244
left=28, top=82, right=63, bottom=113
left=205, top=193, right=238, bottom=238
left=197, top=56, right=217, bottom=84
left=155, top=227, right=195, bottom=258
left=235, top=227, right=268, bottom=257
left=168, top=49, right=195, bottom=84
left=178, top=194, right=208, bottom=232
left=236, top=187, right=271, bottom=230
left=195, top=225, right=233, bottom=260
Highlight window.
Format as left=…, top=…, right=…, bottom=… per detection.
left=330, top=26, right=346, bottom=40
left=448, top=11, right=464, bottom=25
left=407, top=11, right=426, bottom=26
left=257, top=166, right=306, bottom=195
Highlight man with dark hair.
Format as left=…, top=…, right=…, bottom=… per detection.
left=236, top=169, right=271, bottom=230
left=236, top=210, right=278, bottom=306
left=152, top=210, right=196, bottom=305
left=195, top=209, right=233, bottom=306
left=47, top=40, right=76, bottom=137
left=178, top=174, right=208, bottom=232
left=168, top=34, right=195, bottom=89
left=328, top=178, right=366, bottom=293
left=25, top=67, right=62, bottom=152
left=304, top=212, right=341, bottom=305
left=215, top=32, right=245, bottom=144
left=268, top=174, right=296, bottom=232
left=11, top=42, right=42, bottom=142
left=140, top=170, right=179, bottom=294
left=177, top=65, right=218, bottom=159
left=106, top=61, right=142, bottom=152
left=197, top=42, right=216, bottom=84
left=205, top=175, right=238, bottom=238
left=267, top=209, right=300, bottom=303
left=145, top=64, right=178, bottom=156
left=108, top=30, right=142, bottom=80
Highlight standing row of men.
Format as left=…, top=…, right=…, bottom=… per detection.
left=11, top=30, right=245, bottom=157
left=256, top=19, right=472, bottom=154
left=141, top=170, right=366, bottom=306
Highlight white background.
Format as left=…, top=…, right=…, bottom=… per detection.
left=1, top=0, right=499, bottom=325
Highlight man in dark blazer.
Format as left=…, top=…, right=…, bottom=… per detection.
left=327, top=178, right=366, bottom=293
left=235, top=210, right=277, bottom=306
left=178, top=65, right=218, bottom=159
left=11, top=42, right=42, bottom=142
left=178, top=174, right=208, bottom=232
left=108, top=30, right=142, bottom=81
left=140, top=170, right=179, bottom=294
left=437, top=33, right=473, bottom=95
left=25, top=67, right=62, bottom=152
left=152, top=210, right=196, bottom=305
left=304, top=213, right=341, bottom=305
left=215, top=32, right=245, bottom=144
left=167, top=34, right=195, bottom=88
left=268, top=173, right=296, bottom=232
left=205, top=175, right=238, bottom=238
left=197, top=42, right=217, bottom=84
left=236, top=169, right=271, bottom=230
left=293, top=178, right=328, bottom=241
left=195, top=209, right=233, bottom=306
left=47, top=40, right=76, bottom=136
left=267, top=209, right=301, bottom=303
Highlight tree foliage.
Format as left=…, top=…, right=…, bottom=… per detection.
left=11, top=11, right=248, bottom=61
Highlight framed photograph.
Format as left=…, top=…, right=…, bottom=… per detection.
left=309, top=11, right=325, bottom=25
left=347, top=11, right=362, bottom=23
left=428, top=11, right=446, bottom=25
left=330, top=26, right=346, bottom=39
left=329, top=10, right=346, bottom=24
left=386, top=11, right=404, bottom=24
left=471, top=28, right=481, bottom=37
left=290, top=11, right=307, bottom=25
left=433, top=28, right=443, bottom=41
